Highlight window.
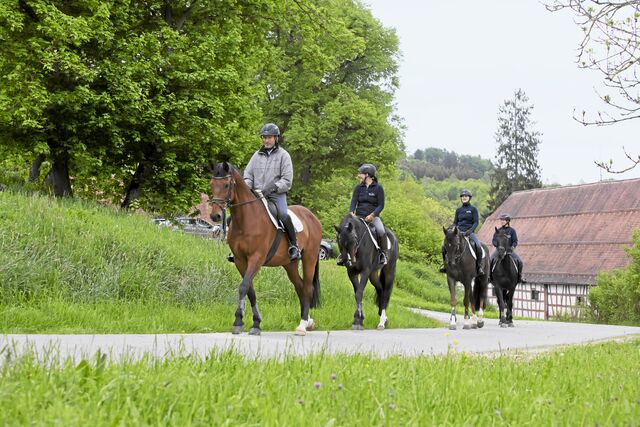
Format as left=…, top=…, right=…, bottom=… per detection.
left=531, top=289, right=540, bottom=300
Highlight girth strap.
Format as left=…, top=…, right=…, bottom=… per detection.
left=263, top=230, right=283, bottom=265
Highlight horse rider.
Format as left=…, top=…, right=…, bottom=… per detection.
left=243, top=122, right=301, bottom=261
left=439, top=189, right=485, bottom=275
left=336, top=163, right=388, bottom=266
left=490, top=213, right=524, bottom=283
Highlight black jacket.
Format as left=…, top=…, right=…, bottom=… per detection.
left=492, top=226, right=518, bottom=249
left=454, top=203, right=479, bottom=233
left=349, top=180, right=385, bottom=217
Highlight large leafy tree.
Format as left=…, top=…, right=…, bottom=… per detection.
left=488, top=89, right=542, bottom=211
left=0, top=0, right=269, bottom=210
left=546, top=1, right=640, bottom=173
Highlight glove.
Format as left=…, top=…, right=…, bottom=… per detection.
left=262, top=182, right=278, bottom=196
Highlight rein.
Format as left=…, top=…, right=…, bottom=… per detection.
left=209, top=174, right=265, bottom=239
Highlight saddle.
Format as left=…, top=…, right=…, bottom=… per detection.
left=261, top=198, right=303, bottom=232
left=464, top=236, right=485, bottom=260
left=362, top=220, right=391, bottom=250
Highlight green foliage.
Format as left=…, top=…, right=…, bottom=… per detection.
left=421, top=176, right=492, bottom=220
left=402, top=147, right=493, bottom=181
left=588, top=229, right=640, bottom=324
left=2, top=340, right=640, bottom=425
left=488, top=89, right=543, bottom=211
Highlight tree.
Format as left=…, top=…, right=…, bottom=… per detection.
left=488, top=89, right=542, bottom=211
left=546, top=1, right=640, bottom=172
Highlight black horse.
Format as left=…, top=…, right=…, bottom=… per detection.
left=334, top=214, right=399, bottom=330
left=491, top=227, right=519, bottom=327
left=442, top=226, right=489, bottom=330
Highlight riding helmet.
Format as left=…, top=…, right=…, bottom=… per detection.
left=459, top=189, right=472, bottom=198
left=499, top=213, right=512, bottom=221
left=259, top=123, right=280, bottom=136
left=358, top=163, right=377, bottom=177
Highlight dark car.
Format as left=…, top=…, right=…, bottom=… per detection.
left=319, top=239, right=334, bottom=260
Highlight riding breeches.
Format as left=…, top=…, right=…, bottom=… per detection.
left=267, top=193, right=288, bottom=221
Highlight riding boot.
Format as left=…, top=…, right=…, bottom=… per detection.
left=376, top=235, right=388, bottom=265
left=476, top=257, right=485, bottom=276
left=439, top=252, right=447, bottom=273
left=282, top=215, right=302, bottom=261
left=517, top=259, right=524, bottom=283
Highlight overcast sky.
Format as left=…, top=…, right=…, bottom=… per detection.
left=366, top=0, right=640, bottom=185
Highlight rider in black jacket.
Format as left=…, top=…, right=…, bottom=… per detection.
left=439, top=189, right=485, bottom=276
left=490, top=213, right=524, bottom=283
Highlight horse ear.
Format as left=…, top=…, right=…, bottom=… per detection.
left=346, top=222, right=353, bottom=232
left=495, top=226, right=498, bottom=232
left=442, top=226, right=447, bottom=235
left=334, top=225, right=340, bottom=233
left=454, top=227, right=458, bottom=235
left=222, top=162, right=230, bottom=173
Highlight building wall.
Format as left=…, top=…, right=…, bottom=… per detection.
left=487, top=282, right=590, bottom=320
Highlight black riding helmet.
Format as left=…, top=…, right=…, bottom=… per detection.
left=499, top=213, right=512, bottom=222
left=358, top=163, right=377, bottom=178
left=459, top=189, right=472, bottom=198
left=260, top=123, right=280, bottom=136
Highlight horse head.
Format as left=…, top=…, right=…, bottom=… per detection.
left=209, top=161, right=237, bottom=222
left=334, top=215, right=362, bottom=267
left=494, top=227, right=512, bottom=260
left=442, top=225, right=466, bottom=257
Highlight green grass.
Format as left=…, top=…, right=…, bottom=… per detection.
left=0, top=191, right=444, bottom=333
left=1, top=340, right=639, bottom=425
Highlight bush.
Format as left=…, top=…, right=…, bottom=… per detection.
left=588, top=230, right=640, bottom=324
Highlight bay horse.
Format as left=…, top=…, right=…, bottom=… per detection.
left=209, top=162, right=322, bottom=336
left=442, top=226, right=489, bottom=330
left=334, top=214, right=398, bottom=330
left=491, top=227, right=519, bottom=327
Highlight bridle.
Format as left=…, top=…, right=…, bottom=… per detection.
left=209, top=174, right=264, bottom=210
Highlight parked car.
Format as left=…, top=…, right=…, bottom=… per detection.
left=153, top=217, right=222, bottom=239
left=319, top=239, right=334, bottom=260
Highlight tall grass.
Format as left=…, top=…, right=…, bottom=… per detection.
left=1, top=340, right=638, bottom=425
left=0, top=191, right=443, bottom=332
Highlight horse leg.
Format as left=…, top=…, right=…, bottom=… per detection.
left=506, top=288, right=515, bottom=327
left=246, top=286, right=262, bottom=335
left=283, top=262, right=314, bottom=336
left=232, top=258, right=261, bottom=334
left=369, top=272, right=387, bottom=330
left=463, top=280, right=472, bottom=330
left=350, top=269, right=369, bottom=330
left=496, top=286, right=507, bottom=327
left=447, top=276, right=457, bottom=330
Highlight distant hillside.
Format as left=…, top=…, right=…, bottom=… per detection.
left=400, top=147, right=493, bottom=181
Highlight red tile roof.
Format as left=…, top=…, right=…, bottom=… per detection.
left=477, top=178, right=640, bottom=285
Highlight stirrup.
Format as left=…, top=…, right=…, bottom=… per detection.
left=288, top=245, right=301, bottom=261
left=438, top=266, right=446, bottom=273
left=227, top=254, right=234, bottom=263
left=378, top=252, right=388, bottom=265
left=336, top=255, right=345, bottom=266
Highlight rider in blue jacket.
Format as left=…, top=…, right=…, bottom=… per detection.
left=490, top=213, right=524, bottom=283
left=439, top=189, right=485, bottom=276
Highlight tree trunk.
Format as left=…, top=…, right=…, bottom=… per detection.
left=121, top=162, right=149, bottom=210
left=29, top=153, right=46, bottom=182
left=49, top=155, right=72, bottom=197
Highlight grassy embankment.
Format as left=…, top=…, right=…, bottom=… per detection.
left=0, top=191, right=461, bottom=333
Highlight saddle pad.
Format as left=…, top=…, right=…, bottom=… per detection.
left=464, top=236, right=485, bottom=260
left=260, top=197, right=303, bottom=232
left=364, top=220, right=391, bottom=250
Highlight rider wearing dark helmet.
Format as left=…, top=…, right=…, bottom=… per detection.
left=336, top=163, right=388, bottom=266
left=243, top=122, right=301, bottom=261
left=490, top=213, right=524, bottom=283
left=439, top=189, right=485, bottom=276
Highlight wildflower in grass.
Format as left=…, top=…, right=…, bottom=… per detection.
left=331, top=373, right=337, bottom=381
left=495, top=408, right=501, bottom=416
left=338, top=384, right=343, bottom=390
left=314, top=382, right=321, bottom=389
left=444, top=332, right=450, bottom=337
left=388, top=403, right=396, bottom=410
left=297, top=399, right=304, bottom=405
left=453, top=341, right=459, bottom=345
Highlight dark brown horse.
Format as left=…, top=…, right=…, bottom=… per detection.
left=209, top=162, right=322, bottom=336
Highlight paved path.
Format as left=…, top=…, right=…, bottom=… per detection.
left=2, top=310, right=639, bottom=361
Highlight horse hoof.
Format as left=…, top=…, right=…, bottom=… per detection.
left=352, top=324, right=364, bottom=331
left=294, top=328, right=307, bottom=336
left=248, top=328, right=261, bottom=336
left=477, top=320, right=485, bottom=329
left=376, top=324, right=385, bottom=330
left=306, top=322, right=317, bottom=331
left=463, top=324, right=471, bottom=330
left=508, top=322, right=514, bottom=328
left=449, top=324, right=457, bottom=330
left=500, top=323, right=508, bottom=328
left=232, top=326, right=244, bottom=335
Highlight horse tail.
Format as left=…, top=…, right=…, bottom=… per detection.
left=310, top=255, right=321, bottom=308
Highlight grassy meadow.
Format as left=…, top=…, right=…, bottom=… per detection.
left=0, top=191, right=451, bottom=333
left=1, top=339, right=638, bottom=425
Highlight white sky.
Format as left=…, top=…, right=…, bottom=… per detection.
left=366, top=0, right=640, bottom=185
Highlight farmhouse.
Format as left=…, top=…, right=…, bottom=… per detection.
left=477, top=178, right=640, bottom=320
